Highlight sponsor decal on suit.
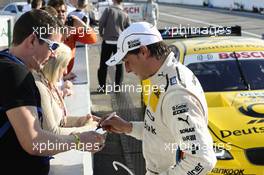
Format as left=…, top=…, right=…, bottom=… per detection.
left=144, top=120, right=156, bottom=135
left=187, top=163, right=204, bottom=175
left=172, top=103, right=189, bottom=115
left=180, top=127, right=195, bottom=134
left=182, top=135, right=196, bottom=141
left=170, top=76, right=177, bottom=85
left=177, top=115, right=190, bottom=125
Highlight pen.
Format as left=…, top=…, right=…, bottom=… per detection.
left=95, top=112, right=116, bottom=131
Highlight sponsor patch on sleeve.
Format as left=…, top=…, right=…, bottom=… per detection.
left=187, top=163, right=204, bottom=175
left=172, top=103, right=189, bottom=115
left=169, top=76, right=177, bottom=86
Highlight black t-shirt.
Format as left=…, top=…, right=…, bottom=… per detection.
left=0, top=53, right=50, bottom=175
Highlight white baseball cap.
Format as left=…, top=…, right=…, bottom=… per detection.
left=105, top=22, right=163, bottom=66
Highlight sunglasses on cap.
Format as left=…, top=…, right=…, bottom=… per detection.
left=39, top=36, right=60, bottom=53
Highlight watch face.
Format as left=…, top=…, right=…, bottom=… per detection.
left=95, top=128, right=107, bottom=135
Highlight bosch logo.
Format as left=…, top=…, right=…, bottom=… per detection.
left=124, top=7, right=140, bottom=14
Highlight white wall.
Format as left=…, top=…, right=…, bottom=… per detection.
left=241, top=0, right=264, bottom=11
left=180, top=0, right=204, bottom=6
left=157, top=0, right=204, bottom=6
left=0, top=15, right=15, bottom=49
left=157, top=0, right=264, bottom=13
left=209, top=0, right=234, bottom=9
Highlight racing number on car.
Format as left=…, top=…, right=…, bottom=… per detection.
left=239, top=103, right=264, bottom=118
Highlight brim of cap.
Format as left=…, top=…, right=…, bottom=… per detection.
left=105, top=51, right=125, bottom=66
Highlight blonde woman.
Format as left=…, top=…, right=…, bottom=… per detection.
left=33, top=43, right=98, bottom=135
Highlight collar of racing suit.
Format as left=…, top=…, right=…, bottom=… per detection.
left=148, top=52, right=177, bottom=87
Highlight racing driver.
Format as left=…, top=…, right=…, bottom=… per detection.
left=100, top=22, right=217, bottom=175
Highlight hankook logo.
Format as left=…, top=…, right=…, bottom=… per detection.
left=211, top=168, right=245, bottom=175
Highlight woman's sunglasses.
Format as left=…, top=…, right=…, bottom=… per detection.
left=39, top=37, right=60, bottom=53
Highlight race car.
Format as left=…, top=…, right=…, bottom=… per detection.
left=142, top=27, right=264, bottom=175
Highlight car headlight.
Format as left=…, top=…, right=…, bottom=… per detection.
left=213, top=146, right=233, bottom=160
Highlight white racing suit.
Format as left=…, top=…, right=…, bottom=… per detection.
left=127, top=52, right=216, bottom=175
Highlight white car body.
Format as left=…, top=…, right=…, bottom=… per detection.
left=1, top=2, right=27, bottom=15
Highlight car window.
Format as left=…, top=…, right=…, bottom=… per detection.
left=4, top=5, right=16, bottom=13
left=187, top=59, right=264, bottom=92
left=240, top=60, right=264, bottom=89
left=17, top=5, right=24, bottom=12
